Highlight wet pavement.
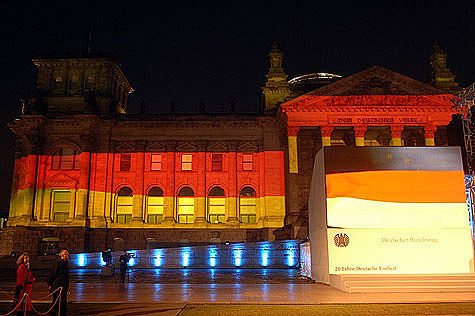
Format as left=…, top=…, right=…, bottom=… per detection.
left=1, top=282, right=475, bottom=305
left=0, top=268, right=473, bottom=306
left=0, top=268, right=310, bottom=284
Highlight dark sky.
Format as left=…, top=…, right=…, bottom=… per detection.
left=0, top=1, right=474, bottom=217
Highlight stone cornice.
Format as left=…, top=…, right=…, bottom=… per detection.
left=8, top=116, right=46, bottom=136
left=114, top=120, right=261, bottom=129
left=32, top=58, right=133, bottom=93
left=109, top=140, right=262, bottom=153
left=283, top=106, right=457, bottom=113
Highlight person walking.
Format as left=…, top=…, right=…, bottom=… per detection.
left=14, top=252, right=35, bottom=316
left=119, top=251, right=128, bottom=284
left=47, top=249, right=69, bottom=316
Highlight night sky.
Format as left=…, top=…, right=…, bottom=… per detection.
left=0, top=1, right=474, bottom=217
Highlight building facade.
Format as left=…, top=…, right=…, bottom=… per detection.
left=0, top=44, right=461, bottom=255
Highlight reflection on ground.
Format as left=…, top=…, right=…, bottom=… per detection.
left=0, top=268, right=311, bottom=284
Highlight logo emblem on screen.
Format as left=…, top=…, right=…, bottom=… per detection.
left=334, top=233, right=350, bottom=247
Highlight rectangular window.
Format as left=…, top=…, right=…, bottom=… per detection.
left=52, top=191, right=70, bottom=222
left=211, top=154, right=223, bottom=171
left=208, top=197, right=225, bottom=223
left=240, top=214, right=257, bottom=224
left=178, top=196, right=194, bottom=223
left=242, top=154, right=253, bottom=171
left=151, top=154, right=162, bottom=171
left=117, top=195, right=133, bottom=223
left=147, top=214, right=163, bottom=224
left=116, top=214, right=132, bottom=224
left=147, top=196, right=163, bottom=224
left=181, top=154, right=192, bottom=171
left=120, top=153, right=131, bottom=171
left=209, top=214, right=226, bottom=224
left=177, top=214, right=194, bottom=224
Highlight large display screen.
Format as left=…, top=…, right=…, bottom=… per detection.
left=324, top=147, right=474, bottom=274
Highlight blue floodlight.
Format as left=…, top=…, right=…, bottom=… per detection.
left=261, top=250, right=269, bottom=267
left=287, top=250, right=295, bottom=267
left=128, top=251, right=137, bottom=266
left=209, top=248, right=218, bottom=267
left=153, top=250, right=163, bottom=267
left=182, top=251, right=190, bottom=267
left=77, top=254, right=86, bottom=267
left=233, top=248, right=243, bottom=267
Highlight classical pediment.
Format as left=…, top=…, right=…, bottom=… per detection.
left=238, top=142, right=259, bottom=152
left=207, top=142, right=228, bottom=152
left=307, top=66, right=447, bottom=96
left=45, top=173, right=79, bottom=188
left=115, top=142, right=136, bottom=153
left=176, top=142, right=198, bottom=152
left=146, top=142, right=166, bottom=152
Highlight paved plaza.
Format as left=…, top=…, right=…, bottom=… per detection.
left=1, top=269, right=474, bottom=315
left=1, top=281, right=475, bottom=305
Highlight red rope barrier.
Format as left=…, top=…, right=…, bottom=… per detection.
left=0, top=293, right=26, bottom=316
left=31, top=287, right=63, bottom=316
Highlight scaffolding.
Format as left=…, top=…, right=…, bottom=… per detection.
left=451, top=83, right=475, bottom=239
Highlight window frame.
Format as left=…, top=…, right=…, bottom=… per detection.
left=151, top=153, right=162, bottom=171
left=181, top=154, right=192, bottom=171
left=120, top=153, right=132, bottom=171
left=177, top=187, right=194, bottom=223
left=239, top=186, right=257, bottom=224
left=211, top=153, right=223, bottom=171
left=146, top=187, right=164, bottom=224
left=116, top=187, right=133, bottom=223
left=51, top=148, right=80, bottom=170
left=51, top=190, right=71, bottom=222
left=242, top=153, right=253, bottom=171
left=207, top=186, right=225, bottom=223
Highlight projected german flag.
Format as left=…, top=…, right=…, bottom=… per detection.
left=325, top=147, right=468, bottom=229
left=321, top=147, right=474, bottom=274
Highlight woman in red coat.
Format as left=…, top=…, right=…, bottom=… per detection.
left=15, top=252, right=35, bottom=315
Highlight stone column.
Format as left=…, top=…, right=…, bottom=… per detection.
left=132, top=144, right=145, bottom=223
left=354, top=126, right=367, bottom=146
left=34, top=153, right=48, bottom=221
left=320, top=126, right=334, bottom=147
left=163, top=143, right=176, bottom=225
left=24, top=153, right=38, bottom=220
left=195, top=143, right=207, bottom=224
left=390, top=126, right=404, bottom=146
left=76, top=151, right=91, bottom=220
left=287, top=126, right=300, bottom=174
left=226, top=142, right=239, bottom=225
left=424, top=125, right=437, bottom=146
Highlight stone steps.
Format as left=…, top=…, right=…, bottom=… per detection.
left=330, top=274, right=475, bottom=293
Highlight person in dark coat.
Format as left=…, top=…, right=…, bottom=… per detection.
left=47, top=249, right=69, bottom=316
left=119, top=251, right=129, bottom=283
left=15, top=252, right=35, bottom=316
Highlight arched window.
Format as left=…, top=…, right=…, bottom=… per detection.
left=239, top=187, right=257, bottom=224
left=52, top=148, right=80, bottom=170
left=116, top=187, right=133, bottom=223
left=147, top=187, right=164, bottom=224
left=177, top=187, right=194, bottom=224
left=208, top=187, right=225, bottom=223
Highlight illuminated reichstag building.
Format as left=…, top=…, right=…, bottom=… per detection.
left=0, top=43, right=461, bottom=255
